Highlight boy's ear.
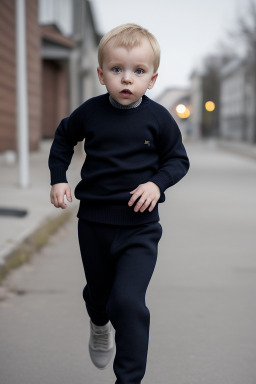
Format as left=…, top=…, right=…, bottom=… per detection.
left=97, top=67, right=105, bottom=85
left=148, top=72, right=158, bottom=90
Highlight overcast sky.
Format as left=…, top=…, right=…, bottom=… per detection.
left=91, top=0, right=247, bottom=98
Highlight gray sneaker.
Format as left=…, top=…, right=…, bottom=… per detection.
left=89, top=320, right=115, bottom=369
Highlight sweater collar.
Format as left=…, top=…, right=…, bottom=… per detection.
left=109, top=95, right=142, bottom=110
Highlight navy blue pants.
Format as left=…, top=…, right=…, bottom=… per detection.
left=77, top=219, right=162, bottom=384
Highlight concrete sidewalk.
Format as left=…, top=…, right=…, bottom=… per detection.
left=217, top=138, right=256, bottom=159
left=1, top=138, right=256, bottom=384
left=0, top=140, right=84, bottom=283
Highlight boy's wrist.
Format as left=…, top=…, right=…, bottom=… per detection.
left=147, top=181, right=161, bottom=194
left=50, top=168, right=68, bottom=186
left=148, top=177, right=163, bottom=194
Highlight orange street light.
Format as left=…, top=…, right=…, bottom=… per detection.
left=176, top=104, right=191, bottom=119
left=205, top=101, right=215, bottom=112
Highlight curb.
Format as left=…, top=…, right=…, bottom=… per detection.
left=0, top=207, right=76, bottom=285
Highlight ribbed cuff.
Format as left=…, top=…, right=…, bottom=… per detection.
left=148, top=173, right=171, bottom=194
left=50, top=168, right=68, bottom=185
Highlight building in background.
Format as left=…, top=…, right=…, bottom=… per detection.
left=189, top=56, right=222, bottom=140
left=39, top=0, right=102, bottom=138
left=40, top=24, right=76, bottom=138
left=0, top=0, right=101, bottom=153
left=187, top=49, right=256, bottom=145
left=244, top=59, right=256, bottom=143
left=219, top=57, right=256, bottom=143
left=200, top=56, right=221, bottom=138
left=157, top=61, right=221, bottom=141
left=156, top=87, right=191, bottom=138
left=219, top=59, right=246, bottom=142
left=189, top=70, right=203, bottom=139
left=0, top=0, right=41, bottom=152
left=156, top=87, right=190, bottom=111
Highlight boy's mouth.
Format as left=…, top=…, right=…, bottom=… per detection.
left=120, top=89, right=132, bottom=95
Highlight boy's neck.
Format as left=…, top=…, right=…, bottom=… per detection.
left=109, top=95, right=142, bottom=109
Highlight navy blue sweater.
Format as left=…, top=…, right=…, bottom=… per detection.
left=48, top=93, right=189, bottom=225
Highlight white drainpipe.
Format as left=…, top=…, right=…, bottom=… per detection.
left=16, top=0, right=29, bottom=188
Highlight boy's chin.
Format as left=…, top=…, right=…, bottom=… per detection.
left=111, top=94, right=143, bottom=106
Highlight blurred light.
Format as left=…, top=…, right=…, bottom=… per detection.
left=205, top=101, right=215, bottom=112
left=176, top=104, right=191, bottom=119
left=176, top=104, right=186, bottom=114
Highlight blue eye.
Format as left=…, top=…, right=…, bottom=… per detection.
left=135, top=68, right=145, bottom=75
left=112, top=67, right=121, bottom=73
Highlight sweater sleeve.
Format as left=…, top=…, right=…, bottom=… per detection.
left=148, top=111, right=190, bottom=194
left=48, top=109, right=85, bottom=186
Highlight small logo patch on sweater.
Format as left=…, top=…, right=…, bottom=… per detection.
left=144, top=140, right=150, bottom=146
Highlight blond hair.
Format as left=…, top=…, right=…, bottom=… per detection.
left=98, top=23, right=160, bottom=73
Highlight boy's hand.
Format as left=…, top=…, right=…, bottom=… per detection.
left=128, top=181, right=161, bottom=213
left=50, top=183, right=72, bottom=209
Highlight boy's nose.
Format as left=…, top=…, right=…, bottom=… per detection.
left=121, top=71, right=133, bottom=84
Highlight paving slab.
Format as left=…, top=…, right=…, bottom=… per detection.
left=0, top=140, right=83, bottom=281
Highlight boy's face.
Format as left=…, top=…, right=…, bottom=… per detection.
left=97, top=37, right=158, bottom=105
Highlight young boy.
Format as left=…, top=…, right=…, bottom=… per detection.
left=48, top=23, right=189, bottom=384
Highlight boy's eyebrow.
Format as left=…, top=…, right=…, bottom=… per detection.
left=108, top=61, right=151, bottom=69
left=108, top=61, right=124, bottom=66
left=134, top=62, right=151, bottom=69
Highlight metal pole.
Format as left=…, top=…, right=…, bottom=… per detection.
left=16, top=0, right=29, bottom=188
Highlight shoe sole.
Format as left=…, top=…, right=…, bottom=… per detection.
left=89, top=344, right=116, bottom=370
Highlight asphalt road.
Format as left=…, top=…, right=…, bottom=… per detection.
left=1, top=141, right=256, bottom=384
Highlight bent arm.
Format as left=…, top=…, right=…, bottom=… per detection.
left=48, top=111, right=85, bottom=186
left=149, top=114, right=190, bottom=194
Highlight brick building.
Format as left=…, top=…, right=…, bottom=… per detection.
left=0, top=0, right=101, bottom=153
left=0, top=0, right=41, bottom=151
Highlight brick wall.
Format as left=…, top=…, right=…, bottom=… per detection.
left=26, top=0, right=41, bottom=150
left=0, top=0, right=16, bottom=151
left=0, top=0, right=41, bottom=152
left=42, top=60, right=69, bottom=138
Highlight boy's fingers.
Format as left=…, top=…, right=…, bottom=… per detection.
left=55, top=194, right=66, bottom=209
left=65, top=188, right=72, bottom=202
left=128, top=193, right=140, bottom=206
left=58, top=199, right=66, bottom=209
left=134, top=194, right=148, bottom=212
left=139, top=198, right=151, bottom=212
left=53, top=196, right=59, bottom=208
left=54, top=195, right=61, bottom=208
left=148, top=199, right=156, bottom=212
left=50, top=185, right=71, bottom=209
left=128, top=188, right=143, bottom=206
